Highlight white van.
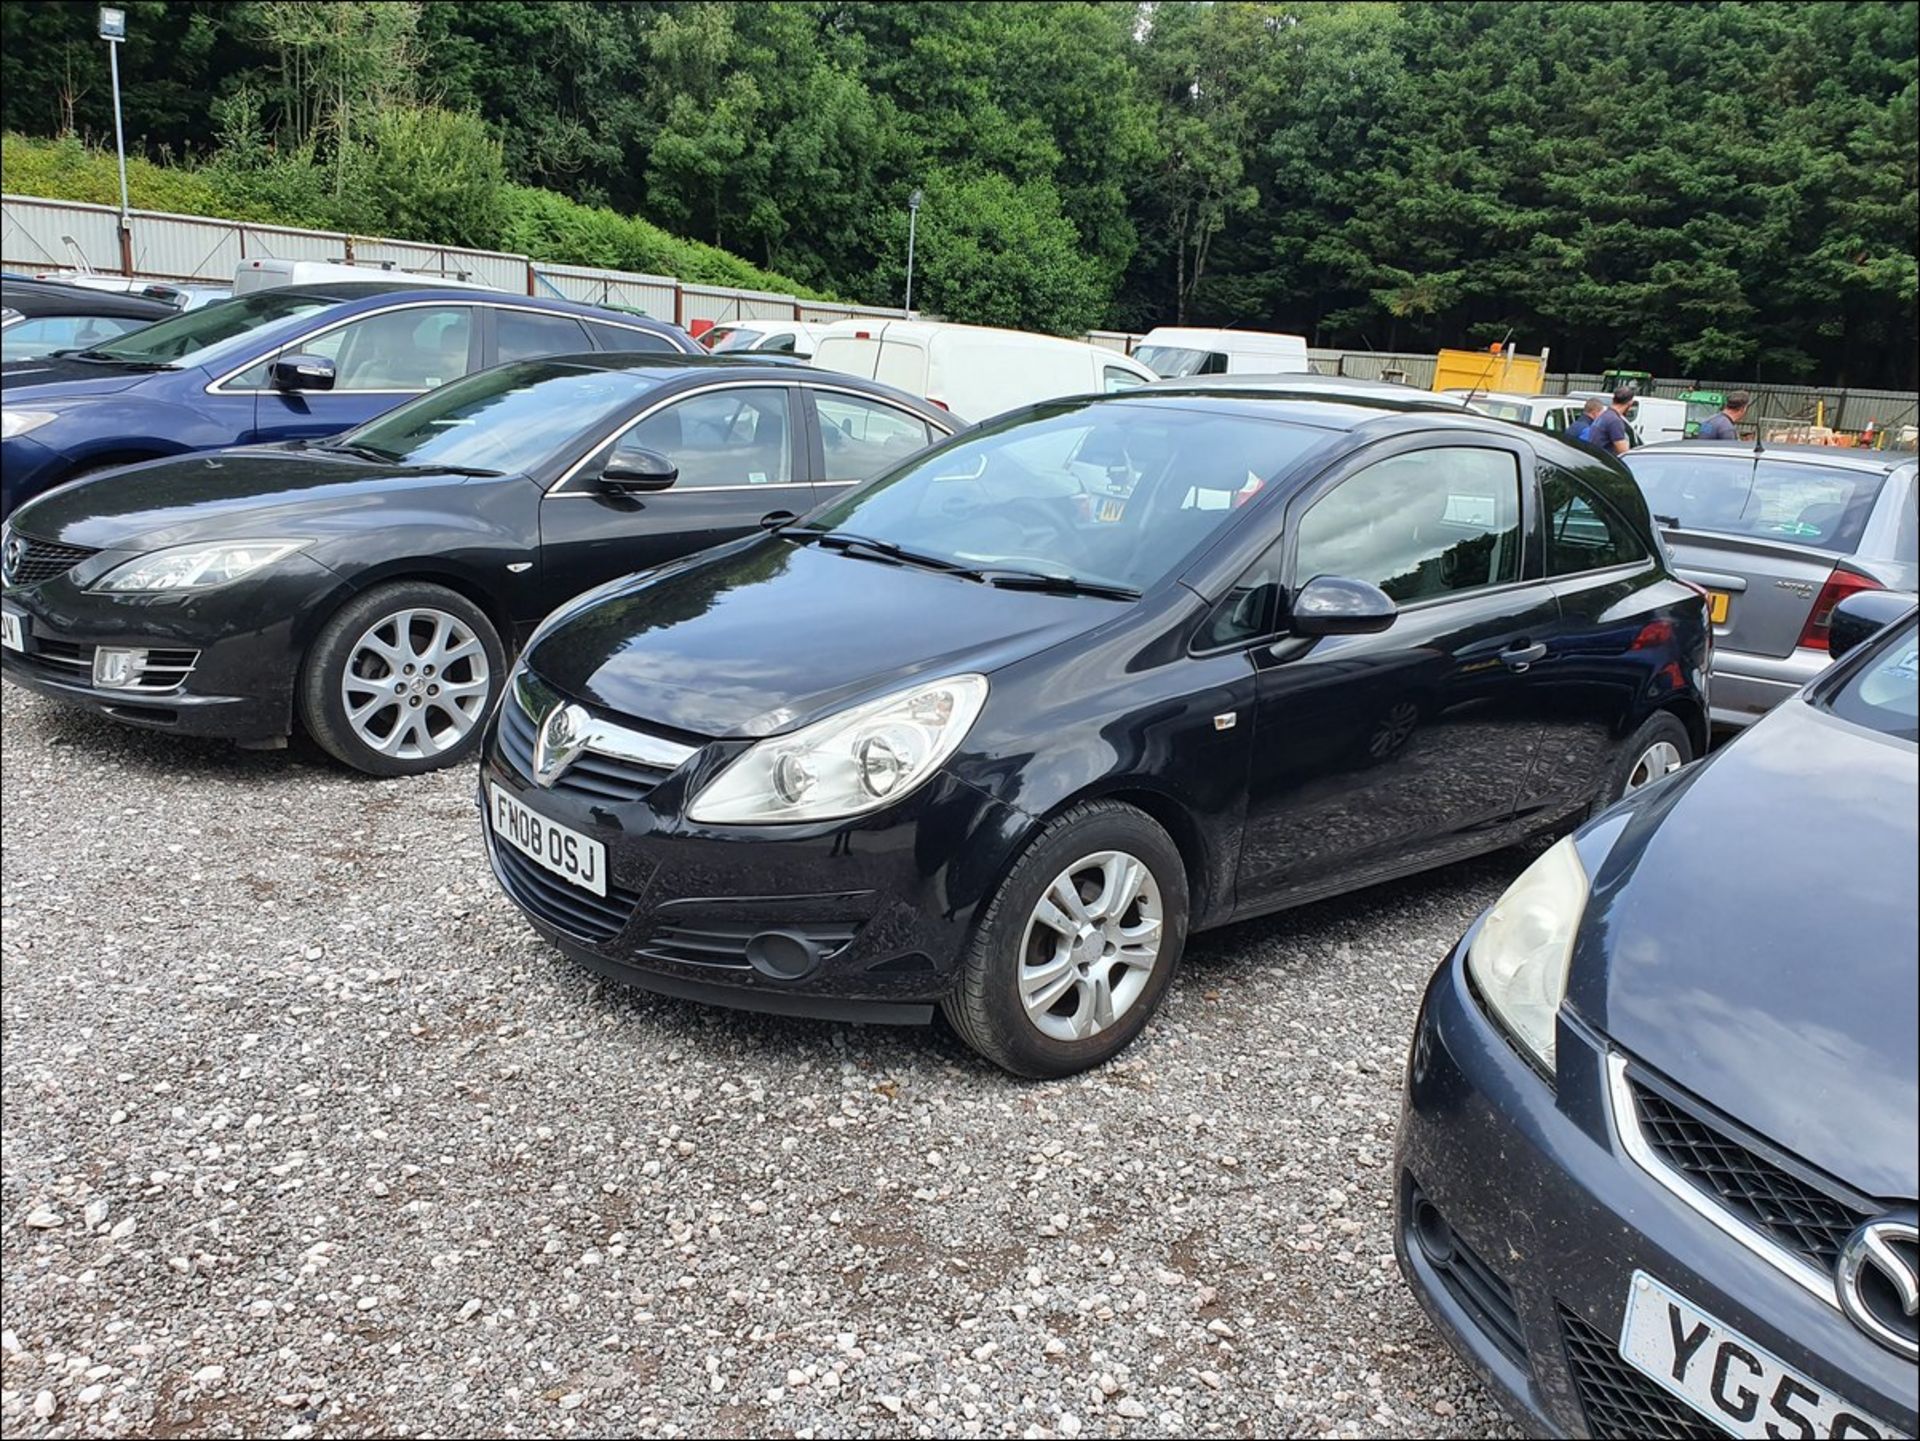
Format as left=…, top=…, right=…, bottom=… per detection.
left=702, top=320, right=832, bottom=359
left=1566, top=390, right=1688, bottom=445
left=231, top=258, right=503, bottom=295
left=811, top=319, right=1158, bottom=422
left=1447, top=389, right=1690, bottom=447
left=1135, top=326, right=1310, bottom=378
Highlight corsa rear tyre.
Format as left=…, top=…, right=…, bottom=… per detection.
left=943, top=800, right=1188, bottom=1078
left=1595, top=710, right=1693, bottom=813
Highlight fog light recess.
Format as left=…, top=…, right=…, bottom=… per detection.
left=93, top=647, right=150, bottom=689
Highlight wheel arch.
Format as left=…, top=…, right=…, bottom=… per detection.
left=1654, top=690, right=1709, bottom=760
left=321, top=562, right=517, bottom=658
left=991, top=778, right=1225, bottom=933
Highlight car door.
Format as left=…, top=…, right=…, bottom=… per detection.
left=1516, top=456, right=1676, bottom=824
left=803, top=387, right=940, bottom=503
left=536, top=382, right=812, bottom=612
left=1233, top=435, right=1559, bottom=910
left=239, top=302, right=480, bottom=443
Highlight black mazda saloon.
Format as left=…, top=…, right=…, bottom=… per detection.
left=480, top=385, right=1711, bottom=1075
left=0, top=354, right=953, bottom=773
left=1394, top=596, right=1917, bottom=1439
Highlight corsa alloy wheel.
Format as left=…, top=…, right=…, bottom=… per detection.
left=1624, top=739, right=1685, bottom=793
left=1018, top=850, right=1164, bottom=1042
left=340, top=607, right=492, bottom=761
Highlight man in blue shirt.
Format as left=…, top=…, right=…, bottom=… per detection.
left=1565, top=397, right=1605, bottom=444
left=1585, top=388, right=1636, bottom=455
left=1696, top=391, right=1749, bottom=441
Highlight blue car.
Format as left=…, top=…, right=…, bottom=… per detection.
left=1394, top=592, right=1918, bottom=1438
left=0, top=282, right=697, bottom=515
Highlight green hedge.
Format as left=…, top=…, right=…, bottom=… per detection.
left=2, top=131, right=828, bottom=299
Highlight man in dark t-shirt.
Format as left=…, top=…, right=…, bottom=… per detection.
left=1696, top=391, right=1749, bottom=440
left=1586, top=388, right=1635, bottom=455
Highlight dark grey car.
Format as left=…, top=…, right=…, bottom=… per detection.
left=1623, top=442, right=1918, bottom=727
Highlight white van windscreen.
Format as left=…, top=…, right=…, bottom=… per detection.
left=1136, top=345, right=1227, bottom=378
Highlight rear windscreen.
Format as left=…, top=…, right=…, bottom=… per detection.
left=1624, top=454, right=1889, bottom=553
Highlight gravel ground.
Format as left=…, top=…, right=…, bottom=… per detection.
left=1, top=684, right=1526, bottom=1440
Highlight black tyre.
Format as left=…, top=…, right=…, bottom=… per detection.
left=298, top=581, right=505, bottom=777
left=1594, top=710, right=1693, bottom=813
left=942, top=800, right=1188, bottom=1078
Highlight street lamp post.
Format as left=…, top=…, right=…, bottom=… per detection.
left=98, top=5, right=133, bottom=274
left=904, top=188, right=922, bottom=316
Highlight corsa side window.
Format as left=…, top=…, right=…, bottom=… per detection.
left=1541, top=463, right=1649, bottom=574
left=1295, top=447, right=1524, bottom=604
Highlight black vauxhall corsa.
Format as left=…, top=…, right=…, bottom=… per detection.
left=0, top=355, right=954, bottom=773
left=479, top=386, right=1712, bottom=1076
left=1394, top=597, right=1918, bottom=1439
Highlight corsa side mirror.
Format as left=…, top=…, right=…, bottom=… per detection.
left=269, top=354, right=336, bottom=391
left=1290, top=574, right=1399, bottom=637
left=1827, top=588, right=1913, bottom=660
left=598, top=443, right=678, bottom=493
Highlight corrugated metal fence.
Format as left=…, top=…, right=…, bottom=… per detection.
left=1, top=193, right=908, bottom=329
left=1104, top=338, right=1917, bottom=437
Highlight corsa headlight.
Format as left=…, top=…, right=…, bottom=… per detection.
left=93, top=540, right=306, bottom=593
left=689, top=674, right=988, bottom=824
left=1466, top=835, right=1589, bottom=1072
left=1, top=409, right=60, bottom=440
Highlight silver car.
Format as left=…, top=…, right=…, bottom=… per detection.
left=1623, top=442, right=1918, bottom=727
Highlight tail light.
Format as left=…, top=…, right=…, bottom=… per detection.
left=1630, top=618, right=1674, bottom=650
left=1797, top=568, right=1882, bottom=652
left=928, top=398, right=950, bottom=412
left=854, top=330, right=871, bottom=340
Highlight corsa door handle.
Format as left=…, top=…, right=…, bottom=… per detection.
left=1501, top=641, right=1548, bottom=672
left=759, top=510, right=799, bottom=530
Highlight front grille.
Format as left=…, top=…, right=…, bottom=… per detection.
left=3, top=535, right=97, bottom=587
left=1560, top=1307, right=1721, bottom=1440
left=1630, top=1079, right=1871, bottom=1272
left=498, top=692, right=668, bottom=804
left=489, top=837, right=639, bottom=944
left=641, top=920, right=859, bottom=970
left=1407, top=1183, right=1526, bottom=1360
left=15, top=639, right=198, bottom=692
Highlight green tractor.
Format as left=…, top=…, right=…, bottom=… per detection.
left=1600, top=368, right=1654, bottom=395
left=1677, top=388, right=1727, bottom=438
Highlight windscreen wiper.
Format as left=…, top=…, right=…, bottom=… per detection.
left=980, top=569, right=1140, bottom=601
left=313, top=441, right=404, bottom=464
left=63, top=350, right=173, bottom=370
left=802, top=530, right=985, bottom=581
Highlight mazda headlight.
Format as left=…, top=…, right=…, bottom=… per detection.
left=93, top=540, right=306, bottom=593
left=1, top=409, right=59, bottom=440
left=689, top=675, right=988, bottom=824
left=1466, top=835, right=1588, bottom=1072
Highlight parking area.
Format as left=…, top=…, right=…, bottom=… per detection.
left=0, top=684, right=1527, bottom=1439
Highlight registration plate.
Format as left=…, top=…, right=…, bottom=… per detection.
left=488, top=783, right=606, bottom=897
left=1706, top=590, right=1731, bottom=624
left=0, top=608, right=23, bottom=652
left=1619, top=1271, right=1898, bottom=1439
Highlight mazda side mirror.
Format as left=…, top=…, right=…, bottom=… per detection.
left=1827, top=589, right=1914, bottom=660
left=270, top=354, right=336, bottom=391
left=1290, top=575, right=1399, bottom=637
left=598, top=443, right=678, bottom=493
